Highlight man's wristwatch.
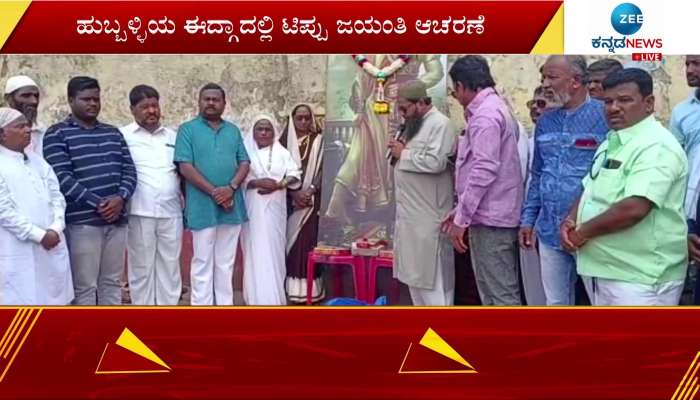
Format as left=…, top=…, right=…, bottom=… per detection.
left=229, top=182, right=239, bottom=191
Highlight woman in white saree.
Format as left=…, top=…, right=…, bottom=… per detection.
left=242, top=115, right=301, bottom=305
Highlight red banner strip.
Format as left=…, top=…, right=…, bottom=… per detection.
left=0, top=307, right=696, bottom=399
left=1, top=1, right=561, bottom=54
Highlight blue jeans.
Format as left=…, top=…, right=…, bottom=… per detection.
left=538, top=242, right=577, bottom=306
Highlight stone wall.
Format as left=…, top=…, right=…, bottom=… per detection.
left=0, top=54, right=690, bottom=133
left=0, top=55, right=328, bottom=132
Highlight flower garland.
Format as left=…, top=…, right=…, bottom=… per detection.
left=351, top=54, right=411, bottom=114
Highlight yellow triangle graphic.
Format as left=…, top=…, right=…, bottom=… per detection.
left=0, top=1, right=31, bottom=51
left=671, top=351, right=700, bottom=400
left=418, top=328, right=475, bottom=370
left=115, top=327, right=171, bottom=370
left=530, top=3, right=564, bottom=54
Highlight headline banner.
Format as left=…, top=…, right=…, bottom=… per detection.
left=0, top=1, right=563, bottom=54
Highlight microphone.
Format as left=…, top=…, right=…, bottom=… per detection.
left=387, top=123, right=406, bottom=166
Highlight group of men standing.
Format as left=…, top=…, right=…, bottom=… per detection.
left=3, top=54, right=700, bottom=307
left=0, top=74, right=254, bottom=306
left=392, top=55, right=698, bottom=307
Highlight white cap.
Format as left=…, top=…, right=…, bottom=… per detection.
left=0, top=107, right=23, bottom=128
left=4, top=75, right=38, bottom=95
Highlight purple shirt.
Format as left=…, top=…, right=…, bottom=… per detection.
left=454, top=87, right=523, bottom=228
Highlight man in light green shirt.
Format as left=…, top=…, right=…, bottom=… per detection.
left=561, top=68, right=688, bottom=306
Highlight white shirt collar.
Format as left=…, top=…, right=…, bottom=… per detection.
left=124, top=121, right=167, bottom=135
left=31, top=121, right=46, bottom=132
left=0, top=145, right=26, bottom=161
left=421, top=106, right=437, bottom=121
left=689, top=89, right=700, bottom=104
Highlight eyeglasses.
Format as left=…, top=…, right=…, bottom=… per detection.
left=526, top=99, right=547, bottom=109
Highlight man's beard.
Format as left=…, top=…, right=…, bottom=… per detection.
left=403, top=116, right=424, bottom=142
left=550, top=89, right=571, bottom=106
left=17, top=104, right=37, bottom=125
left=688, top=75, right=700, bottom=88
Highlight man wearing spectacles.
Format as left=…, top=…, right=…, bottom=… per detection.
left=517, top=86, right=562, bottom=306
left=562, top=68, right=688, bottom=306
left=526, top=86, right=560, bottom=125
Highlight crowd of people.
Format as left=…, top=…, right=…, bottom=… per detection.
left=392, top=55, right=700, bottom=307
left=2, top=54, right=700, bottom=307
left=0, top=76, right=323, bottom=305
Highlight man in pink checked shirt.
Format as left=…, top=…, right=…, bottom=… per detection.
left=444, top=55, right=524, bottom=306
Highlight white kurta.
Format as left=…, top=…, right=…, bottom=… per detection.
left=393, top=108, right=456, bottom=301
left=242, top=140, right=301, bottom=305
left=27, top=123, right=46, bottom=157
left=0, top=147, right=73, bottom=305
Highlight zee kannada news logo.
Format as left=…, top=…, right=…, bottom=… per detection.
left=591, top=2, right=663, bottom=61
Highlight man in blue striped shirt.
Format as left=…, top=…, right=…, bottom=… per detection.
left=43, top=76, right=137, bottom=305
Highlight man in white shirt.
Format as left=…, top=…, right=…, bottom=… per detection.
left=121, top=85, right=183, bottom=305
left=3, top=75, right=46, bottom=156
left=0, top=107, right=73, bottom=305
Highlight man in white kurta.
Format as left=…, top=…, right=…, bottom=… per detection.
left=0, top=107, right=73, bottom=305
left=388, top=81, right=457, bottom=306
left=121, top=85, right=183, bottom=305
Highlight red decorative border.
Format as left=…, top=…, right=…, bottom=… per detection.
left=0, top=307, right=697, bottom=399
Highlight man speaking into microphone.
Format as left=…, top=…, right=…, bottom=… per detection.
left=388, top=80, right=457, bottom=306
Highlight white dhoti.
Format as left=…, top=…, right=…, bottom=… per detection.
left=582, top=276, right=684, bottom=306
left=190, top=224, right=241, bottom=305
left=127, top=216, right=183, bottom=305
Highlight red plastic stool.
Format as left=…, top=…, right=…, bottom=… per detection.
left=367, top=256, right=401, bottom=304
left=306, top=250, right=366, bottom=305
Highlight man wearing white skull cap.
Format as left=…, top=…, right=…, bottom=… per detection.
left=3, top=75, right=45, bottom=156
left=0, top=107, right=74, bottom=305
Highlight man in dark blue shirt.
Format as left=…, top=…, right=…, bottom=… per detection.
left=43, top=76, right=137, bottom=305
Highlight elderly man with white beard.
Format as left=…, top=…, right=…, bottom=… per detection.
left=520, top=55, right=609, bottom=306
